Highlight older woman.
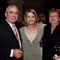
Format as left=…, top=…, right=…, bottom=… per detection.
left=42, top=8, right=60, bottom=60
left=19, top=9, right=43, bottom=60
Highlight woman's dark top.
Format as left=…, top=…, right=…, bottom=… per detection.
left=42, top=23, right=60, bottom=60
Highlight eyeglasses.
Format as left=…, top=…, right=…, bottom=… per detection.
left=49, top=15, right=59, bottom=17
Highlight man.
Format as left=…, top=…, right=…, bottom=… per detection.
left=0, top=5, right=23, bottom=60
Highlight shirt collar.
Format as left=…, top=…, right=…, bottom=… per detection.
left=5, top=19, right=15, bottom=28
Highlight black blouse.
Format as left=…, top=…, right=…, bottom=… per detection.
left=42, top=23, right=60, bottom=60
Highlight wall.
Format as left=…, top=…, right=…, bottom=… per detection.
left=8, top=0, right=24, bottom=22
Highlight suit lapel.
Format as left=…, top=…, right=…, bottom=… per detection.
left=21, top=26, right=43, bottom=44
left=21, top=27, right=31, bottom=43
left=33, top=26, right=43, bottom=43
left=3, top=20, right=18, bottom=41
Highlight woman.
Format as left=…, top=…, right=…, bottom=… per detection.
left=42, top=8, right=60, bottom=60
left=20, top=9, right=43, bottom=60
left=37, top=13, right=46, bottom=31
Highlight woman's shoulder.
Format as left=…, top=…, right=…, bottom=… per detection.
left=19, top=26, right=26, bottom=31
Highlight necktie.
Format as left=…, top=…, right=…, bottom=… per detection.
left=12, top=25, right=19, bottom=41
left=12, top=25, right=21, bottom=49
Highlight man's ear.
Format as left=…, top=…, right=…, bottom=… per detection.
left=5, top=13, right=7, bottom=17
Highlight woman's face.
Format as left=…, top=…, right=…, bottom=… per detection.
left=49, top=12, right=59, bottom=25
left=26, top=12, right=36, bottom=25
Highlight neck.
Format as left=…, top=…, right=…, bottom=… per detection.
left=27, top=24, right=35, bottom=28
left=51, top=23, right=59, bottom=34
left=51, top=23, right=59, bottom=28
left=26, top=25, right=36, bottom=32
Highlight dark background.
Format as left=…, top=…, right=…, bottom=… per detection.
left=1, top=0, right=60, bottom=24
left=0, top=0, right=9, bottom=22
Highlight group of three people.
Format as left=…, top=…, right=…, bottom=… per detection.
left=0, top=4, right=60, bottom=60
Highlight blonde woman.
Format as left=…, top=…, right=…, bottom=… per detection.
left=20, top=9, right=43, bottom=60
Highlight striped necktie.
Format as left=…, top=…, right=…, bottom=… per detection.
left=12, top=24, right=21, bottom=49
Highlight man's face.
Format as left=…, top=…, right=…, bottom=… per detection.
left=5, top=7, right=19, bottom=24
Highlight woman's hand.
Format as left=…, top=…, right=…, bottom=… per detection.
left=53, top=54, right=60, bottom=60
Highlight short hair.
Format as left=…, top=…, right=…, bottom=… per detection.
left=48, top=8, right=60, bottom=16
left=23, top=9, right=38, bottom=25
left=5, top=5, right=19, bottom=13
left=38, top=14, right=46, bottom=23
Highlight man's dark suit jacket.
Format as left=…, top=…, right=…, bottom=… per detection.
left=0, top=20, right=22, bottom=60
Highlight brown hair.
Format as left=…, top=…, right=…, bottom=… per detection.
left=48, top=8, right=60, bottom=16
left=38, top=14, right=46, bottom=23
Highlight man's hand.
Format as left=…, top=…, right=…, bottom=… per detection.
left=13, top=49, right=23, bottom=59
